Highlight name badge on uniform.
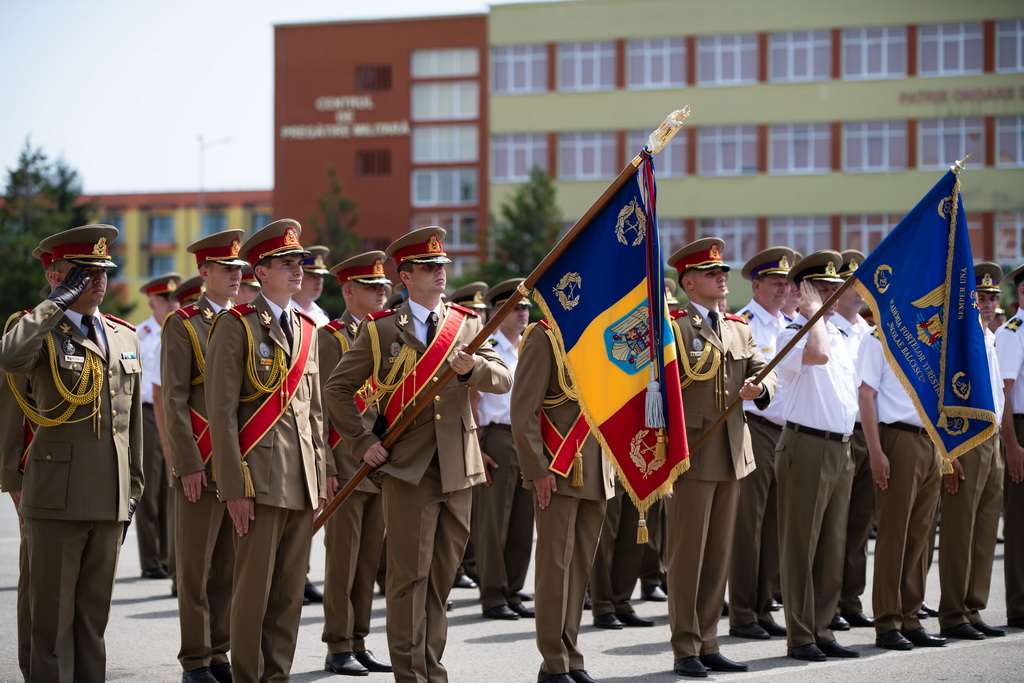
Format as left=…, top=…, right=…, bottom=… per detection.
left=64, top=354, right=85, bottom=364
left=121, top=352, right=137, bottom=359
left=259, top=342, right=271, bottom=358
left=62, top=339, right=76, bottom=356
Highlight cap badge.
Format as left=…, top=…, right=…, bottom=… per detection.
left=982, top=273, right=994, bottom=287
left=371, top=258, right=384, bottom=276
left=284, top=226, right=300, bottom=246
left=230, top=239, right=241, bottom=257
left=314, top=255, right=325, bottom=267
left=473, top=291, right=483, bottom=303
left=92, top=237, right=108, bottom=256
left=779, top=256, right=790, bottom=270
left=427, top=234, right=442, bottom=254
left=849, top=259, right=859, bottom=272
left=709, top=243, right=721, bottom=260
left=825, top=261, right=838, bottom=277
left=260, top=310, right=273, bottom=327
left=166, top=280, right=178, bottom=291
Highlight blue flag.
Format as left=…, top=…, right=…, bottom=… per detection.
left=854, top=167, right=996, bottom=471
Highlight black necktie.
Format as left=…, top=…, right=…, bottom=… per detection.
left=426, top=311, right=438, bottom=345
left=707, top=310, right=721, bottom=337
left=82, top=314, right=107, bottom=360
left=280, top=311, right=294, bottom=350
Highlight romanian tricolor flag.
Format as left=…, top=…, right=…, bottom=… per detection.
left=533, top=152, right=689, bottom=528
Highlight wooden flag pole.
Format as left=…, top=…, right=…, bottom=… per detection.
left=313, top=107, right=691, bottom=534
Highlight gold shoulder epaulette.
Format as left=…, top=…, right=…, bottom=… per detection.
left=786, top=322, right=803, bottom=330
left=1008, top=318, right=1022, bottom=332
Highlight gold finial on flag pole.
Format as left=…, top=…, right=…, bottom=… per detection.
left=951, top=153, right=972, bottom=175
left=644, top=106, right=692, bottom=156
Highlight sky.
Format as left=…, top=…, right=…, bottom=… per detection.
left=1, top=0, right=535, bottom=196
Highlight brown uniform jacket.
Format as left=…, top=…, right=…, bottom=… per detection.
left=672, top=303, right=776, bottom=481
left=0, top=313, right=30, bottom=494
left=324, top=301, right=512, bottom=494
left=205, top=294, right=326, bottom=508
left=161, top=294, right=220, bottom=489
left=0, top=300, right=144, bottom=521
left=510, top=321, right=615, bottom=501
left=317, top=312, right=378, bottom=494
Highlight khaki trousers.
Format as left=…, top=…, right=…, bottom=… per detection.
left=1006, top=416, right=1024, bottom=620
left=175, top=487, right=234, bottom=671
left=939, top=434, right=1003, bottom=628
left=18, top=521, right=30, bottom=679
left=138, top=403, right=169, bottom=572
left=839, top=427, right=874, bottom=615
left=534, top=493, right=606, bottom=675
left=590, top=482, right=643, bottom=617
left=666, top=477, right=740, bottom=658
left=776, top=428, right=853, bottom=647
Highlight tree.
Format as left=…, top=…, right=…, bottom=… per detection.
left=308, top=164, right=361, bottom=317
left=0, top=140, right=96, bottom=313
left=478, top=166, right=561, bottom=284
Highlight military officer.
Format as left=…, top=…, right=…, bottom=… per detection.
left=0, top=224, right=144, bottom=682
left=665, top=238, right=776, bottom=678
left=324, top=227, right=511, bottom=683
left=136, top=272, right=181, bottom=582
left=474, top=279, right=536, bottom=621
left=175, top=275, right=205, bottom=307
left=728, top=246, right=794, bottom=641
left=162, top=229, right=246, bottom=683
left=938, top=262, right=1007, bottom=639
left=319, top=251, right=394, bottom=676
left=994, top=262, right=1024, bottom=629
left=205, top=219, right=327, bottom=682
left=511, top=313, right=615, bottom=683
left=774, top=251, right=859, bottom=662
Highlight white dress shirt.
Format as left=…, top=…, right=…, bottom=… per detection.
left=739, top=299, right=787, bottom=426
left=407, top=299, right=444, bottom=346
left=137, top=314, right=161, bottom=404
left=858, top=334, right=924, bottom=427
left=475, top=329, right=519, bottom=426
left=996, top=313, right=1024, bottom=415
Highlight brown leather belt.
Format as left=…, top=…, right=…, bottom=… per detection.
left=746, top=413, right=783, bottom=430
left=785, top=421, right=851, bottom=443
left=882, top=421, right=928, bottom=436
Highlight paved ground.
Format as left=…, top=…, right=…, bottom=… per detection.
left=1, top=497, right=1022, bottom=682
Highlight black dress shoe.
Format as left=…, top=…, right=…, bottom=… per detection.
left=537, top=670, right=572, bottom=682
left=940, top=623, right=985, bottom=640
left=305, top=582, right=324, bottom=604
left=568, top=670, right=601, bottom=683
left=515, top=590, right=534, bottom=602
left=786, top=643, right=826, bottom=662
left=142, top=567, right=170, bottom=579
left=900, top=627, right=946, bottom=647
left=483, top=604, right=520, bottom=620
left=509, top=602, right=536, bottom=618
left=699, top=652, right=748, bottom=672
left=829, top=615, right=850, bottom=631
left=770, top=598, right=782, bottom=611
left=453, top=573, right=478, bottom=589
left=617, top=610, right=654, bottom=627
left=642, top=585, right=668, bottom=601
left=182, top=667, right=219, bottom=683
left=758, top=620, right=787, bottom=637
left=921, top=602, right=939, bottom=617
left=209, top=662, right=231, bottom=683
left=446, top=600, right=453, bottom=611
left=875, top=629, right=913, bottom=650
left=583, top=595, right=592, bottom=610
left=325, top=652, right=369, bottom=676
left=354, top=650, right=392, bottom=673
left=973, top=621, right=1006, bottom=637
left=721, top=601, right=729, bottom=617
left=729, top=623, right=770, bottom=640
left=841, top=612, right=874, bottom=628
left=1008, top=616, right=1024, bottom=628
left=673, top=656, right=707, bottom=678
left=817, top=640, right=859, bottom=658
left=593, top=612, right=624, bottom=629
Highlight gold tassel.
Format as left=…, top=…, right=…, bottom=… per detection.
left=937, top=412, right=948, bottom=429
left=241, top=460, right=256, bottom=498
left=637, top=512, right=649, bottom=544
left=571, top=446, right=584, bottom=488
left=655, top=429, right=667, bottom=462
left=941, top=456, right=953, bottom=475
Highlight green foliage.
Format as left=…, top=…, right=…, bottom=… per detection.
left=0, top=140, right=96, bottom=313
left=308, top=164, right=361, bottom=318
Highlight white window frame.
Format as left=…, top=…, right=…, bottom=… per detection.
left=770, top=124, right=831, bottom=175
left=491, top=45, right=548, bottom=94
left=769, top=30, right=831, bottom=82
left=412, top=212, right=478, bottom=249
left=918, top=117, right=986, bottom=169
left=149, top=255, right=176, bottom=278
left=996, top=213, right=1024, bottom=263
left=997, top=20, right=1024, bottom=73
left=841, top=214, right=898, bottom=253
left=627, top=38, right=686, bottom=89
left=698, top=126, right=758, bottom=176
left=412, top=125, right=478, bottom=163
left=658, top=218, right=688, bottom=256
left=411, top=48, right=478, bottom=78
left=696, top=218, right=759, bottom=264
left=768, top=216, right=831, bottom=256
left=997, top=116, right=1024, bottom=168
left=411, top=169, right=478, bottom=207
left=841, top=26, right=907, bottom=80
left=919, top=23, right=983, bottom=77
left=491, top=134, right=548, bottom=182
left=842, top=121, right=907, bottom=172
left=628, top=129, right=686, bottom=177
left=411, top=82, right=479, bottom=121
left=558, top=132, right=618, bottom=180
left=149, top=214, right=175, bottom=243
left=558, top=41, right=616, bottom=92
left=697, top=34, right=759, bottom=86
left=250, top=211, right=272, bottom=233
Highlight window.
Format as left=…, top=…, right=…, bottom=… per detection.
left=627, top=129, right=686, bottom=176
left=411, top=82, right=479, bottom=121
left=412, top=169, right=477, bottom=206
left=842, top=214, right=899, bottom=253
left=658, top=218, right=688, bottom=255
left=558, top=41, right=616, bottom=91
left=447, top=255, right=480, bottom=278
left=491, top=45, right=548, bottom=94
left=843, top=121, right=907, bottom=171
left=698, top=34, right=758, bottom=85
left=412, top=213, right=477, bottom=248
left=558, top=132, right=618, bottom=180
left=997, top=20, right=1024, bottom=73
left=411, top=48, right=478, bottom=77
left=148, top=214, right=175, bottom=244
left=768, top=216, right=831, bottom=256
left=101, top=213, right=124, bottom=232
left=492, top=134, right=548, bottom=182
left=149, top=255, right=176, bottom=277
left=919, top=23, right=983, bottom=76
left=919, top=118, right=986, bottom=169
left=356, top=150, right=392, bottom=176
left=628, top=38, right=686, bottom=89
left=698, top=126, right=758, bottom=176
left=997, top=116, right=1024, bottom=167
left=696, top=218, right=758, bottom=263
left=250, top=211, right=272, bottom=233
left=200, top=211, right=226, bottom=238
left=356, top=65, right=391, bottom=92
left=842, top=26, right=906, bottom=79
left=770, top=30, right=831, bottom=82
left=996, top=212, right=1024, bottom=263
left=770, top=124, right=831, bottom=174
left=413, top=126, right=478, bottom=163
